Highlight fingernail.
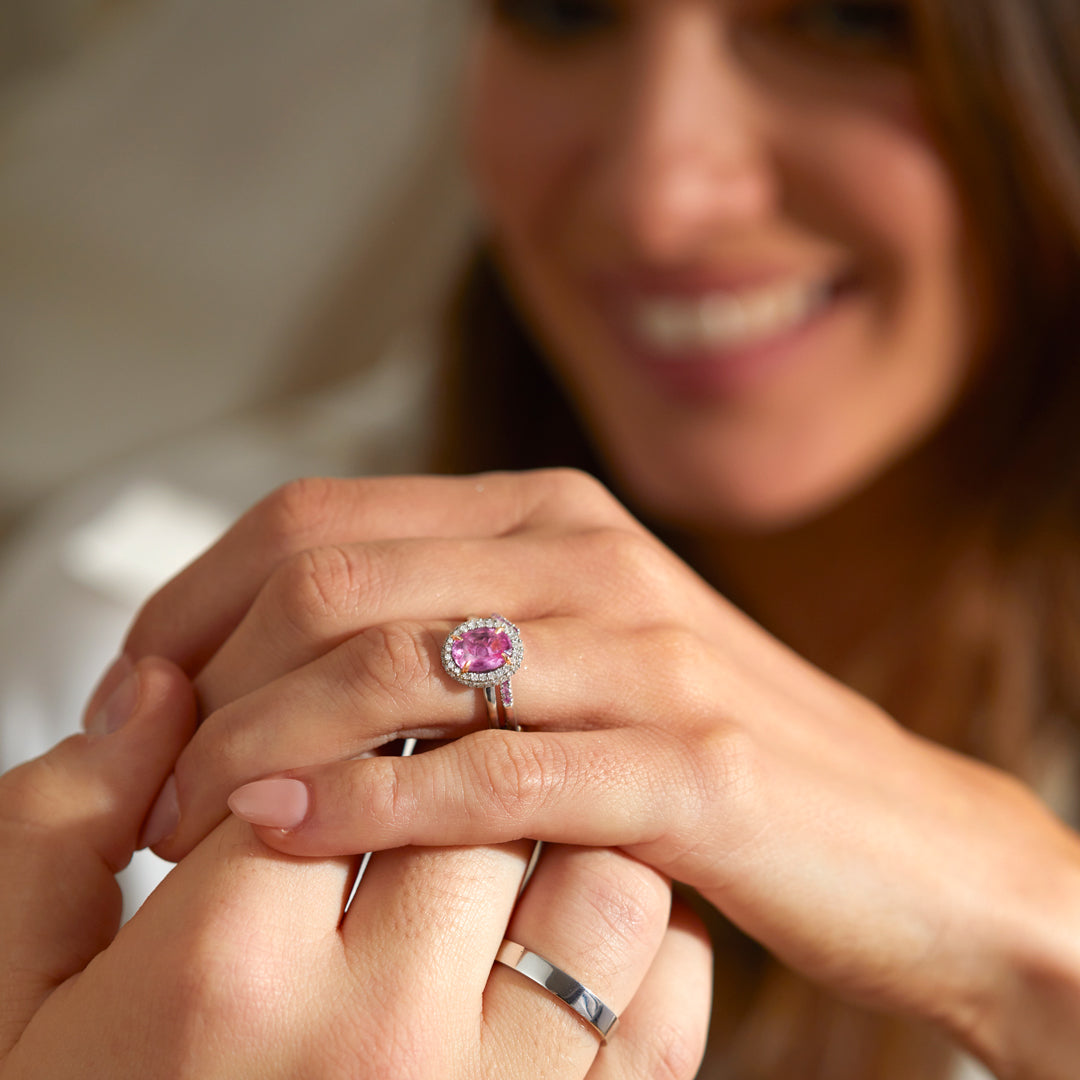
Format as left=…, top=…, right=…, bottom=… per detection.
left=139, top=774, right=180, bottom=849
left=228, top=779, right=310, bottom=829
left=87, top=668, right=140, bottom=738
left=84, top=654, right=134, bottom=731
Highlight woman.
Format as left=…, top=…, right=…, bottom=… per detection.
left=2, top=0, right=1079, bottom=1076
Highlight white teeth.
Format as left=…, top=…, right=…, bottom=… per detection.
left=632, top=280, right=830, bottom=356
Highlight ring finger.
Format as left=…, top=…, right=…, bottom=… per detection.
left=344, top=841, right=676, bottom=1076
left=151, top=616, right=701, bottom=861
left=586, top=897, right=712, bottom=1079
left=191, top=528, right=712, bottom=715
left=481, top=845, right=708, bottom=1076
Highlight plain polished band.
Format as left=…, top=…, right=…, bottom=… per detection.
left=494, top=939, right=619, bottom=1043
left=484, top=684, right=520, bottom=732
left=482, top=685, right=500, bottom=728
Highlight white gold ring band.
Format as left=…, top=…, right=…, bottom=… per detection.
left=494, top=939, right=619, bottom=1043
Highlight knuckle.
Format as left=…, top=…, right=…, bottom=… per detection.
left=341, top=622, right=434, bottom=702
left=172, top=708, right=244, bottom=798
left=676, top=724, right=763, bottom=863
left=267, top=543, right=367, bottom=638
left=364, top=755, right=411, bottom=832
left=579, top=528, right=679, bottom=610
left=161, top=945, right=227, bottom=1019
left=539, top=466, right=608, bottom=500
left=631, top=626, right=717, bottom=719
left=644, top=1021, right=706, bottom=1080
left=642, top=625, right=710, bottom=685
left=253, top=476, right=345, bottom=553
left=529, top=468, right=621, bottom=519
left=696, top=724, right=760, bottom=807
left=163, top=885, right=305, bottom=1028
left=161, top=930, right=258, bottom=1033
left=587, top=524, right=653, bottom=568
left=466, top=731, right=562, bottom=825
left=574, top=856, right=669, bottom=958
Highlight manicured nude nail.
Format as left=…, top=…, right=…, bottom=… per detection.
left=87, top=669, right=140, bottom=738
left=228, top=779, right=310, bottom=829
left=139, top=774, right=180, bottom=848
left=84, top=653, right=134, bottom=731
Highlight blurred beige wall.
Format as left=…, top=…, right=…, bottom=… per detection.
left=0, top=0, right=472, bottom=534
left=0, top=0, right=111, bottom=86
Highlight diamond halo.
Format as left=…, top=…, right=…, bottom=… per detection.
left=441, top=615, right=524, bottom=689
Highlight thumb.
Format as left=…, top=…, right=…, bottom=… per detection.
left=0, top=656, right=196, bottom=1056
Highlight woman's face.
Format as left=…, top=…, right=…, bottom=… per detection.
left=466, top=0, right=980, bottom=530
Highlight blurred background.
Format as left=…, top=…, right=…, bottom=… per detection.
left=0, top=0, right=475, bottom=788
left=0, top=0, right=472, bottom=538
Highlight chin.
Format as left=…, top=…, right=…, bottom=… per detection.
left=612, top=446, right=891, bottom=536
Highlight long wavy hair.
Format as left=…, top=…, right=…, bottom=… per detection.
left=432, top=1, right=1080, bottom=1075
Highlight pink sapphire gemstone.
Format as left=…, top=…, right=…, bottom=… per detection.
left=451, top=628, right=512, bottom=674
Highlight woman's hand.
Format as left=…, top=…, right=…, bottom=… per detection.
left=1, top=653, right=712, bottom=1078
left=104, top=470, right=1080, bottom=1079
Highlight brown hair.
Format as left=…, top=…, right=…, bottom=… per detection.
left=433, top=1, right=1080, bottom=1074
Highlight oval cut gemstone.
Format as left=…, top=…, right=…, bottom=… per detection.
left=451, top=628, right=512, bottom=674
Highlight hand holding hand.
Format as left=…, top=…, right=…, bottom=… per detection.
left=1, top=657, right=712, bottom=1078
left=106, top=470, right=1080, bottom=1079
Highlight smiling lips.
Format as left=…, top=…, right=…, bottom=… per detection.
left=630, top=278, right=834, bottom=356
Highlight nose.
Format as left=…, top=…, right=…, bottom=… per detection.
left=591, top=12, right=776, bottom=262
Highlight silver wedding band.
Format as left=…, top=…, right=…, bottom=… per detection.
left=494, top=939, right=619, bottom=1043
left=483, top=684, right=520, bottom=731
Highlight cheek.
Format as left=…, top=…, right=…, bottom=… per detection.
left=464, top=40, right=602, bottom=241
left=466, top=50, right=554, bottom=233
left=798, top=107, right=966, bottom=311
left=845, top=129, right=975, bottom=416
left=785, top=104, right=976, bottom=419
